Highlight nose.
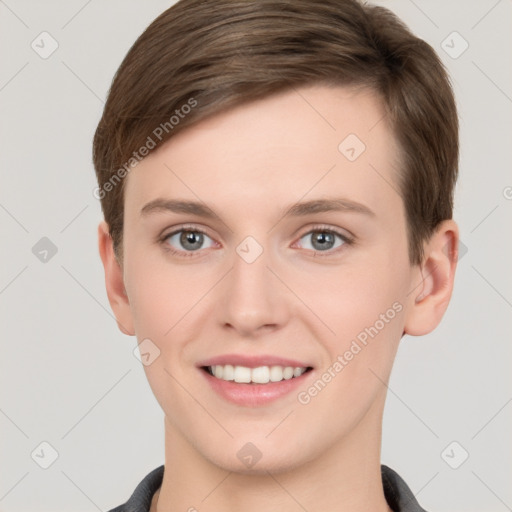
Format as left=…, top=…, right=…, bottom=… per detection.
left=219, top=239, right=289, bottom=337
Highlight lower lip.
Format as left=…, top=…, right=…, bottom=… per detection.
left=200, top=368, right=312, bottom=407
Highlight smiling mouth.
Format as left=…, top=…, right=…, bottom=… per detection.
left=202, top=365, right=313, bottom=384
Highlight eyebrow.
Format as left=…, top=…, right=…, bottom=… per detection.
left=140, top=197, right=375, bottom=219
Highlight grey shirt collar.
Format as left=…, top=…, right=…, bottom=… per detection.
left=108, top=464, right=428, bottom=512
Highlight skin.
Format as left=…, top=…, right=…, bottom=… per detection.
left=98, top=84, right=459, bottom=512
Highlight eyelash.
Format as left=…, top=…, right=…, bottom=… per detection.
left=158, top=223, right=354, bottom=258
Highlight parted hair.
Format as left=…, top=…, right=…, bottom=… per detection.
left=93, top=0, right=459, bottom=265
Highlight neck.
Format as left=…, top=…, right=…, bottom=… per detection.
left=152, top=403, right=392, bottom=512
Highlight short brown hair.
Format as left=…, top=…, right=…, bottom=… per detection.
left=93, top=0, right=459, bottom=265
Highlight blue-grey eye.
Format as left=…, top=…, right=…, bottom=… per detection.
left=165, top=230, right=215, bottom=252
left=299, top=230, right=346, bottom=252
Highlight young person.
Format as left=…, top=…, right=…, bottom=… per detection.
left=93, top=1, right=459, bottom=511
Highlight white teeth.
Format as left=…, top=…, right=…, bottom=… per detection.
left=213, top=365, right=223, bottom=379
left=222, top=364, right=234, bottom=380
left=283, top=367, right=294, bottom=380
left=251, top=366, right=270, bottom=384
left=207, top=364, right=308, bottom=384
left=293, top=367, right=303, bottom=377
left=269, top=365, right=284, bottom=382
left=234, top=366, right=252, bottom=383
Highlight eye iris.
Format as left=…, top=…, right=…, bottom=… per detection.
left=180, top=231, right=203, bottom=251
left=312, top=231, right=334, bottom=250
left=173, top=230, right=339, bottom=252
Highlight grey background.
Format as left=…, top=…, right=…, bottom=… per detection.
left=0, top=1, right=511, bottom=511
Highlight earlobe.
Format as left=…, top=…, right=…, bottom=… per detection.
left=97, top=221, right=135, bottom=336
left=404, top=220, right=459, bottom=336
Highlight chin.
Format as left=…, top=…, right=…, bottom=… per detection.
left=202, top=439, right=316, bottom=476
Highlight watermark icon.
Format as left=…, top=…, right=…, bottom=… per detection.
left=93, top=97, right=197, bottom=200
left=297, top=301, right=403, bottom=405
left=441, top=441, right=469, bottom=469
left=457, top=240, right=468, bottom=261
left=441, top=31, right=469, bottom=60
left=236, top=236, right=264, bottom=264
left=503, top=186, right=512, bottom=200
left=133, top=338, right=161, bottom=366
left=32, top=237, right=58, bottom=263
left=31, top=31, right=59, bottom=59
left=237, top=442, right=263, bottom=468
left=31, top=441, right=59, bottom=469
left=443, top=239, right=468, bottom=262
left=338, top=133, right=366, bottom=162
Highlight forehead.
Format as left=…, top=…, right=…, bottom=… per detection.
left=124, top=84, right=402, bottom=218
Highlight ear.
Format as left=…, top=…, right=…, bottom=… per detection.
left=97, top=221, right=135, bottom=336
left=404, top=219, right=459, bottom=336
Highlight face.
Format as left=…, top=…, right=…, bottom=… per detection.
left=117, top=84, right=422, bottom=473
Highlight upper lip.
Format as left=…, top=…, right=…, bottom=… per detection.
left=197, top=354, right=313, bottom=369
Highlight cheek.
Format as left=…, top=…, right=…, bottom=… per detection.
left=298, top=255, right=406, bottom=339
left=126, top=274, right=171, bottom=339
left=296, top=276, right=405, bottom=437
left=301, top=255, right=408, bottom=411
left=124, top=245, right=201, bottom=338
left=124, top=254, right=199, bottom=415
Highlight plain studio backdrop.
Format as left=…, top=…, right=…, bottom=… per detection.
left=0, top=1, right=511, bottom=511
